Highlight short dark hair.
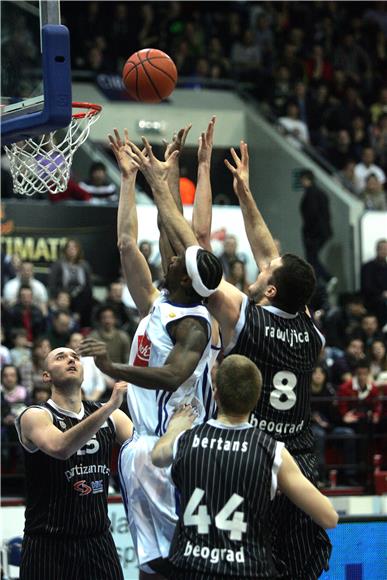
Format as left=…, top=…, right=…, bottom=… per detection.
left=354, top=359, right=370, bottom=371
left=90, top=161, right=106, bottom=174
left=269, top=253, right=316, bottom=313
left=97, top=305, right=116, bottom=320
left=216, top=355, right=262, bottom=415
left=1, top=364, right=21, bottom=384
left=196, top=249, right=223, bottom=291
left=300, top=169, right=315, bottom=183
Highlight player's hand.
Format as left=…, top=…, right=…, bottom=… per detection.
left=198, top=116, right=216, bottom=165
left=224, top=141, right=250, bottom=198
left=77, top=338, right=112, bottom=374
left=163, top=123, right=192, bottom=161
left=168, top=404, right=197, bottom=433
left=109, top=381, right=128, bottom=410
left=343, top=410, right=358, bottom=424
left=127, top=137, right=178, bottom=186
left=108, top=128, right=139, bottom=178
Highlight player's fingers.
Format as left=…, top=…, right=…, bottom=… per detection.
left=124, top=128, right=130, bottom=144
left=230, top=147, right=240, bottom=165
left=113, top=128, right=122, bottom=147
left=224, top=159, right=236, bottom=174
left=141, top=136, right=154, bottom=159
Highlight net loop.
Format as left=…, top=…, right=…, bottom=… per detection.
left=4, top=102, right=102, bottom=196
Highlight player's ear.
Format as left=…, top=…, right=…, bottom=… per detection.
left=180, top=274, right=191, bottom=289
left=42, top=371, right=52, bottom=385
left=265, top=284, right=277, bottom=299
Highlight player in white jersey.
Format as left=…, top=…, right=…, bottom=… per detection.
left=79, top=121, right=222, bottom=578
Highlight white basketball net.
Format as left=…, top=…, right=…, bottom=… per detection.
left=4, top=103, right=102, bottom=196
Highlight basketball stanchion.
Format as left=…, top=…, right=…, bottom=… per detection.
left=3, top=102, right=102, bottom=196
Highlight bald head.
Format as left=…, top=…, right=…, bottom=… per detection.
left=216, top=355, right=262, bottom=415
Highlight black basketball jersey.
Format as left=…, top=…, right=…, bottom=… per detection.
left=170, top=419, right=281, bottom=578
left=16, top=399, right=116, bottom=537
left=226, top=297, right=324, bottom=453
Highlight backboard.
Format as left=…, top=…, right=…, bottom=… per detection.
left=1, top=0, right=72, bottom=145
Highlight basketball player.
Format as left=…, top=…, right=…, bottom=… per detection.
left=152, top=355, right=338, bottom=580
left=131, top=138, right=332, bottom=578
left=15, top=347, right=134, bottom=580
left=79, top=122, right=223, bottom=579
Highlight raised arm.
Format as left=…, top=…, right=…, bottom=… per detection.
left=192, top=116, right=216, bottom=251
left=224, top=141, right=279, bottom=271
left=110, top=129, right=159, bottom=317
left=151, top=406, right=196, bottom=467
left=78, top=316, right=209, bottom=392
left=19, top=382, right=132, bottom=460
left=127, top=138, right=198, bottom=251
left=278, top=448, right=338, bottom=529
left=158, top=124, right=192, bottom=272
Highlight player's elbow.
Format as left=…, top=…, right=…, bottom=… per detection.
left=319, top=507, right=339, bottom=529
left=50, top=444, right=72, bottom=461
left=151, top=447, right=170, bottom=468
left=117, top=234, right=137, bottom=255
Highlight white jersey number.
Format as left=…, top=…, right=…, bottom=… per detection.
left=269, top=371, right=297, bottom=411
left=77, top=435, right=100, bottom=456
left=184, top=488, right=247, bottom=540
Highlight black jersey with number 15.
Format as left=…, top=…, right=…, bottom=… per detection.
left=226, top=297, right=324, bottom=453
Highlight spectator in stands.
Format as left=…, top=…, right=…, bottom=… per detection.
left=48, top=239, right=94, bottom=327
left=370, top=87, right=387, bottom=125
left=304, top=44, right=333, bottom=85
left=361, top=239, right=387, bottom=326
left=30, top=385, right=50, bottom=404
left=370, top=113, right=387, bottom=171
left=369, top=339, right=387, bottom=382
left=137, top=3, right=160, bottom=50
left=21, top=337, right=52, bottom=392
left=326, top=129, right=356, bottom=171
left=0, top=327, right=12, bottom=368
left=67, top=332, right=106, bottom=401
left=350, top=115, right=370, bottom=160
left=360, top=174, right=387, bottom=210
left=278, top=101, right=310, bottom=149
left=310, top=365, right=340, bottom=486
left=354, top=146, right=386, bottom=194
left=97, top=281, right=137, bottom=337
left=351, top=314, right=385, bottom=354
left=48, top=178, right=91, bottom=203
left=218, top=234, right=247, bottom=280
left=330, top=337, right=366, bottom=387
left=9, top=328, right=31, bottom=369
left=230, top=29, right=261, bottom=81
left=226, top=259, right=249, bottom=294
left=47, top=289, right=80, bottom=333
left=139, top=240, right=162, bottom=282
left=1, top=252, right=16, bottom=293
left=307, top=83, right=330, bottom=148
left=268, top=65, right=293, bottom=115
left=79, top=162, right=117, bottom=203
left=321, top=293, right=368, bottom=349
left=3, top=261, right=48, bottom=315
left=333, top=32, right=372, bottom=89
left=44, top=310, right=73, bottom=350
left=337, top=360, right=382, bottom=483
left=278, top=42, right=305, bottom=81
left=90, top=306, right=131, bottom=364
left=7, top=286, right=46, bottom=344
left=299, top=169, right=334, bottom=288
left=1, top=364, right=28, bottom=416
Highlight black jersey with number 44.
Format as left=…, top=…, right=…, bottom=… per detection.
left=171, top=420, right=282, bottom=578
left=16, top=399, right=116, bottom=537
left=226, top=297, right=324, bottom=453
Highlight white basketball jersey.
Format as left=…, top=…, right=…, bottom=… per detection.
left=126, top=294, right=212, bottom=436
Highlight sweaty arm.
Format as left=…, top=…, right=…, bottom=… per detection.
left=111, top=129, right=159, bottom=317
left=112, top=408, right=134, bottom=445
left=79, top=317, right=209, bottom=392
left=20, top=382, right=129, bottom=460
left=225, top=142, right=279, bottom=271
left=278, top=448, right=338, bottom=529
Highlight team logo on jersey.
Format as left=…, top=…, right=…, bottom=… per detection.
left=168, top=312, right=177, bottom=318
left=133, top=333, right=151, bottom=367
left=73, top=480, right=92, bottom=496
left=91, top=480, right=104, bottom=494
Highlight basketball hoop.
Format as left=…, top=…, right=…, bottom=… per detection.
left=3, top=102, right=102, bottom=196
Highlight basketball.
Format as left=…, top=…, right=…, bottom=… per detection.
left=122, top=48, right=177, bottom=103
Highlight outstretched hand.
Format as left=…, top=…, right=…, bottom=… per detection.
left=108, top=128, right=139, bottom=178
left=163, top=123, right=192, bottom=161
left=168, top=404, right=197, bottom=433
left=77, top=338, right=112, bottom=374
left=224, top=141, right=250, bottom=199
left=127, top=137, right=178, bottom=187
left=198, top=116, right=216, bottom=164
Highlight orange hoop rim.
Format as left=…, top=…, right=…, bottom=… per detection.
left=72, top=101, right=102, bottom=119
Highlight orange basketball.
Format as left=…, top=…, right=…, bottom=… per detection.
left=122, top=49, right=178, bottom=103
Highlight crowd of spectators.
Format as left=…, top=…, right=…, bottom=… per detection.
left=1, top=233, right=387, bottom=493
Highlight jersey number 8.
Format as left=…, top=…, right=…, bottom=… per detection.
left=269, top=371, right=297, bottom=411
left=184, top=487, right=247, bottom=540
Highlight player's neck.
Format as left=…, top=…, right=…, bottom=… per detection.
left=216, top=411, right=250, bottom=426
left=51, top=387, right=83, bottom=414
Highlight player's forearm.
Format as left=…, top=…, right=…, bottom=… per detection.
left=167, top=162, right=183, bottom=213
left=56, top=402, right=116, bottom=460
left=193, top=162, right=212, bottom=250
left=238, top=185, right=279, bottom=269
left=151, top=430, right=179, bottom=467
left=98, top=361, right=184, bottom=392
left=151, top=179, right=197, bottom=249
left=117, top=173, right=138, bottom=243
